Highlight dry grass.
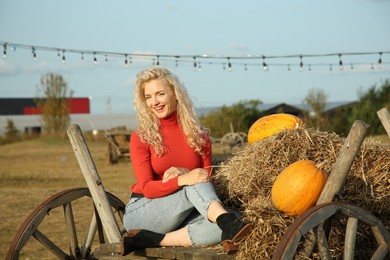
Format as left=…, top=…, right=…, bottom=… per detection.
left=213, top=129, right=390, bottom=259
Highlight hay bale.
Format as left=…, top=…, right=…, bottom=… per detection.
left=213, top=127, right=390, bottom=259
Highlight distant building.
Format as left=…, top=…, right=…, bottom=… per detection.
left=0, top=97, right=90, bottom=115
left=257, top=101, right=357, bottom=119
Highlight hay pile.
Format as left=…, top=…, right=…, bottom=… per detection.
left=213, top=127, right=390, bottom=259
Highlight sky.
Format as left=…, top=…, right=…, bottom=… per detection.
left=0, top=0, right=390, bottom=115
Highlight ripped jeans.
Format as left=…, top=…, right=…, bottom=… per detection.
left=123, top=182, right=228, bottom=246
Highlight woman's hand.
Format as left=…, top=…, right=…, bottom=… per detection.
left=177, top=168, right=210, bottom=186
left=162, top=167, right=189, bottom=183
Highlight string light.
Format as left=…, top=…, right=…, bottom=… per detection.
left=32, top=47, right=36, bottom=61
left=62, top=50, right=66, bottom=64
left=198, top=61, right=202, bottom=71
left=3, top=43, right=6, bottom=58
left=193, top=56, right=197, bottom=71
left=124, top=54, right=128, bottom=67
left=227, top=57, right=232, bottom=71
left=338, top=54, right=343, bottom=70
left=377, top=52, right=382, bottom=69
left=262, top=56, right=268, bottom=71
left=299, top=56, right=303, bottom=72
left=175, top=56, right=179, bottom=67
left=1, top=41, right=389, bottom=73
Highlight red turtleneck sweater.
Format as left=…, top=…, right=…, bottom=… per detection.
left=129, top=112, right=212, bottom=198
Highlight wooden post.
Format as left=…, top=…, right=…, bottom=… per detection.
left=317, top=120, right=369, bottom=204
left=67, top=124, right=122, bottom=243
left=377, top=107, right=390, bottom=138
left=301, top=120, right=369, bottom=257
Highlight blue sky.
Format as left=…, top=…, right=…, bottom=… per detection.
left=0, top=0, right=389, bottom=114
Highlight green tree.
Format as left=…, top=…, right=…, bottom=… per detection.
left=3, top=118, right=20, bottom=143
left=303, top=88, right=328, bottom=130
left=36, top=73, right=73, bottom=136
left=200, top=99, right=263, bottom=138
left=348, top=80, right=390, bottom=135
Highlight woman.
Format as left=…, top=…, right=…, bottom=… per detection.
left=122, top=66, right=252, bottom=256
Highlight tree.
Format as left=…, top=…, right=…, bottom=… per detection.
left=200, top=99, right=263, bottom=138
left=3, top=118, right=20, bottom=143
left=303, top=88, right=328, bottom=130
left=36, top=73, right=73, bottom=136
left=347, top=80, right=390, bottom=135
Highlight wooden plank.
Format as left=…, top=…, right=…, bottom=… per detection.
left=317, top=120, right=369, bottom=204
left=67, top=124, right=122, bottom=243
left=377, top=107, right=390, bottom=138
left=344, top=217, right=358, bottom=260
left=95, top=244, right=236, bottom=260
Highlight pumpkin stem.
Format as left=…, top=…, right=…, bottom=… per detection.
left=316, top=161, right=326, bottom=169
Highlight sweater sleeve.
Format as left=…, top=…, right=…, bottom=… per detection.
left=201, top=134, right=213, bottom=175
left=130, top=132, right=181, bottom=198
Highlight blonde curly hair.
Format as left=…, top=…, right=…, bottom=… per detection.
left=133, top=66, right=208, bottom=156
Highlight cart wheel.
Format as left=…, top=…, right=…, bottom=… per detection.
left=6, top=187, right=126, bottom=260
left=221, top=132, right=247, bottom=146
left=272, top=202, right=390, bottom=260
left=106, top=142, right=119, bottom=164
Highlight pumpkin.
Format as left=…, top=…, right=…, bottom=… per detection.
left=247, top=113, right=303, bottom=144
left=271, top=160, right=328, bottom=216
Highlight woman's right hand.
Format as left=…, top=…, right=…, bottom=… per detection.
left=177, top=168, right=210, bottom=186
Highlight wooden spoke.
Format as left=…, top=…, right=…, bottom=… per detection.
left=81, top=212, right=98, bottom=258
left=6, top=187, right=125, bottom=260
left=63, top=202, right=80, bottom=258
left=272, top=202, right=390, bottom=260
left=33, top=229, right=68, bottom=259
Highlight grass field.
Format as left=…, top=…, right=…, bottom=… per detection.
left=1, top=133, right=388, bottom=259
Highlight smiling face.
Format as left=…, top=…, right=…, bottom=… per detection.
left=144, top=78, right=178, bottom=119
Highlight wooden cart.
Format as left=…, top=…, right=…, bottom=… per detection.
left=105, top=131, right=131, bottom=164
left=6, top=108, right=390, bottom=259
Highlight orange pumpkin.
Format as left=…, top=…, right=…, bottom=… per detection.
left=247, top=113, right=303, bottom=144
left=271, top=160, right=328, bottom=216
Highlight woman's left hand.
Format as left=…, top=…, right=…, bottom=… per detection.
left=162, top=167, right=189, bottom=183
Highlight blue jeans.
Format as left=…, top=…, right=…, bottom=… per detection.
left=123, top=182, right=227, bottom=246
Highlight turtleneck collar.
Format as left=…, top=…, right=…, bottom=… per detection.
left=160, top=111, right=178, bottom=126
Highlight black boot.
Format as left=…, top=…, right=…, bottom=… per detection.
left=216, top=213, right=253, bottom=254
left=121, top=229, right=165, bottom=256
